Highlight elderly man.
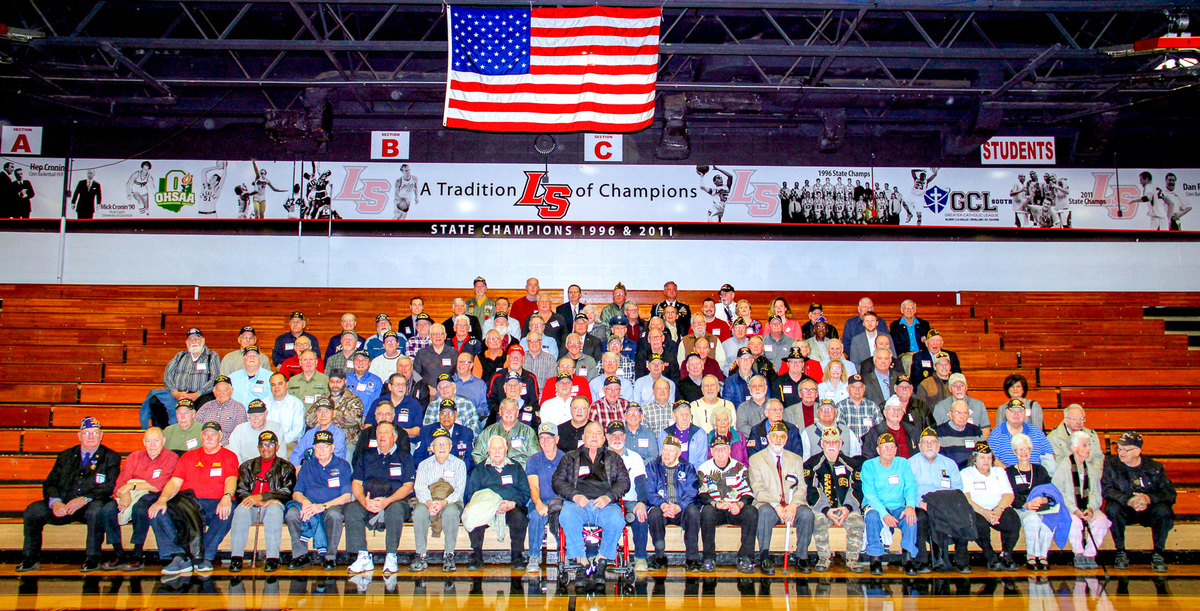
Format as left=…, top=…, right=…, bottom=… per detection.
left=196, top=375, right=247, bottom=446
left=285, top=430, right=353, bottom=570
left=357, top=400, right=411, bottom=458
left=325, top=313, right=367, bottom=361
left=590, top=375, right=633, bottom=429
left=678, top=313, right=726, bottom=368
left=221, top=326, right=265, bottom=376
left=1104, top=431, right=1176, bottom=573
left=140, top=327, right=220, bottom=428
left=907, top=428, right=969, bottom=573
left=291, top=399, right=349, bottom=464
left=99, top=427, right=178, bottom=571
left=399, top=301, right=430, bottom=343
left=344, top=351, right=383, bottom=410
left=909, top=329, right=960, bottom=382
left=987, top=402, right=1056, bottom=471
left=228, top=431, right=295, bottom=573
left=836, top=374, right=879, bottom=438
left=863, top=348, right=900, bottom=406
left=466, top=276, right=497, bottom=321
left=934, top=400, right=985, bottom=468
left=411, top=430, right=469, bottom=572
left=363, top=313, right=394, bottom=360
left=761, top=316, right=796, bottom=369
left=777, top=346, right=823, bottom=405
left=889, top=300, right=930, bottom=359
left=17, top=417, right=120, bottom=572
left=163, top=399, right=203, bottom=453
left=659, top=401, right=708, bottom=469
left=721, top=319, right=752, bottom=371
left=698, top=432, right=758, bottom=573
left=327, top=331, right=361, bottom=380
left=570, top=315, right=605, bottom=365
left=528, top=295, right=567, bottom=348
left=861, top=433, right=920, bottom=575
left=588, top=351, right=634, bottom=401
left=822, top=338, right=858, bottom=376
left=644, top=434, right=701, bottom=571
left=452, top=352, right=489, bottom=417
left=272, top=311, right=320, bottom=367
left=806, top=320, right=832, bottom=362
left=636, top=328, right=679, bottom=378
left=800, top=399, right=862, bottom=458
left=146, top=422, right=239, bottom=575
left=557, top=396, right=593, bottom=452
left=540, top=372, right=578, bottom=427
left=564, top=330, right=600, bottom=379
left=804, top=428, right=866, bottom=572
left=278, top=336, right=322, bottom=379
left=552, top=421, right=631, bottom=584
left=227, top=400, right=287, bottom=463
left=321, top=370, right=366, bottom=456
left=417, top=400, right=476, bottom=468
left=422, top=373, right=480, bottom=433
left=633, top=354, right=676, bottom=406
left=264, top=372, right=306, bottom=450
left=747, top=399, right=804, bottom=458
left=600, top=421, right=651, bottom=571
left=230, top=346, right=273, bottom=407
left=484, top=306, right=522, bottom=341
left=690, top=375, right=734, bottom=434
left=747, top=421, right=813, bottom=574
left=733, top=373, right=771, bottom=438
left=621, top=403, right=658, bottom=462
left=540, top=356, right=591, bottom=404
left=848, top=311, right=894, bottom=365
left=678, top=352, right=707, bottom=404
left=464, top=436, right=531, bottom=570
left=1048, top=404, right=1103, bottom=467
left=862, top=397, right=921, bottom=459
left=444, top=299, right=485, bottom=343
left=932, top=373, right=991, bottom=437
left=525, top=423, right=566, bottom=572
left=487, top=345, right=539, bottom=414
left=286, top=349, right=330, bottom=409
left=522, top=330, right=557, bottom=387
left=368, top=331, right=405, bottom=381
left=509, top=277, right=542, bottom=331
left=392, top=356, right=431, bottom=411
left=345, top=421, right=416, bottom=575
left=473, top=398, right=537, bottom=468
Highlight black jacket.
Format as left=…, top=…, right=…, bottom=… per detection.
left=43, top=444, right=120, bottom=503
left=235, top=456, right=297, bottom=504
left=1102, top=454, right=1176, bottom=513
left=552, top=446, right=630, bottom=502
left=860, top=420, right=922, bottom=459
left=803, top=452, right=863, bottom=513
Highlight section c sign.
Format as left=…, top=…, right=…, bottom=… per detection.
left=371, top=131, right=410, bottom=160
left=981, top=136, right=1055, bottom=165
left=584, top=134, right=623, bottom=162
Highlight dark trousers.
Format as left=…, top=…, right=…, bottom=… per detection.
left=344, top=500, right=411, bottom=553
left=1105, top=502, right=1174, bottom=553
left=150, top=497, right=231, bottom=561
left=468, top=506, right=529, bottom=562
left=916, top=507, right=968, bottom=566
left=700, top=504, right=758, bottom=559
left=972, top=508, right=1021, bottom=558
left=648, top=504, right=701, bottom=561
left=23, top=499, right=106, bottom=560
left=100, top=493, right=159, bottom=555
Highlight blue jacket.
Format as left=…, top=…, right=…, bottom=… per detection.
left=345, top=370, right=384, bottom=408
left=1027, top=482, right=1071, bottom=550
left=645, top=457, right=699, bottom=509
left=415, top=423, right=475, bottom=471
left=722, top=373, right=752, bottom=405
left=746, top=419, right=804, bottom=458
left=657, top=424, right=708, bottom=469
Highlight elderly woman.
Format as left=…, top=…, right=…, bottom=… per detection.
left=464, top=435, right=531, bottom=570
left=708, top=408, right=748, bottom=465
left=1052, top=430, right=1111, bottom=570
left=995, top=374, right=1044, bottom=430
left=1005, top=433, right=1054, bottom=570
left=410, top=431, right=468, bottom=572
left=960, top=442, right=1021, bottom=571
left=691, top=374, right=735, bottom=433
left=817, top=360, right=849, bottom=404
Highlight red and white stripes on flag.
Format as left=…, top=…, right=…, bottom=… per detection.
left=444, top=6, right=661, bottom=133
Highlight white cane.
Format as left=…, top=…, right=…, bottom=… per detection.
left=783, top=474, right=798, bottom=571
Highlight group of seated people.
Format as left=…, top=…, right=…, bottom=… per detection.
left=15, top=279, right=1177, bottom=579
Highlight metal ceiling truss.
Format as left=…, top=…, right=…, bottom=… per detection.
left=1, top=1, right=1196, bottom=140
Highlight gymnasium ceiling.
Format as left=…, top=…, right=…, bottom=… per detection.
left=1, top=1, right=1197, bottom=158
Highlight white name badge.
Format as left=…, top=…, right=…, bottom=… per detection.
left=152, top=469, right=162, bottom=479
left=389, top=466, right=404, bottom=477
left=521, top=388, right=528, bottom=395
left=328, top=477, right=340, bottom=488
left=443, top=469, right=456, bottom=479
left=521, top=412, right=532, bottom=422
left=965, top=440, right=976, bottom=449
left=834, top=465, right=847, bottom=475
left=369, top=439, right=378, bottom=448
left=285, top=343, right=295, bottom=351
left=95, top=473, right=106, bottom=484
left=550, top=321, right=560, bottom=328
left=783, top=385, right=793, bottom=394
left=973, top=482, right=986, bottom=491
left=1025, top=408, right=1032, bottom=417
left=725, top=476, right=740, bottom=486
left=501, top=474, right=514, bottom=485
left=578, top=466, right=591, bottom=477
left=940, top=479, right=952, bottom=489
left=921, top=360, right=931, bottom=368
left=579, top=367, right=588, bottom=377
left=712, top=329, right=722, bottom=336
left=186, top=438, right=199, bottom=450
left=253, top=383, right=264, bottom=393
left=196, top=362, right=207, bottom=372
left=887, top=474, right=900, bottom=485
left=356, top=383, right=367, bottom=392
left=1016, top=475, right=1028, bottom=485
left=304, top=396, right=315, bottom=404
left=512, top=438, right=524, bottom=448
left=442, top=358, right=452, bottom=366
left=862, top=417, right=873, bottom=427
left=764, top=345, right=773, bottom=352
left=638, top=438, right=649, bottom=448
left=209, top=467, right=222, bottom=477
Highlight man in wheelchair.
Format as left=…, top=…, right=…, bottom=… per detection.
left=552, top=422, right=631, bottom=585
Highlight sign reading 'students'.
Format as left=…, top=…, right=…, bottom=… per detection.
left=980, top=137, right=1056, bottom=165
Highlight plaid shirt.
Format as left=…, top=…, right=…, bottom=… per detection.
left=422, top=394, right=480, bottom=434
left=640, top=399, right=674, bottom=433
left=163, top=348, right=221, bottom=394
left=195, top=398, right=247, bottom=445
left=405, top=335, right=432, bottom=358
left=836, top=397, right=881, bottom=438
left=589, top=398, right=629, bottom=428
left=617, top=355, right=637, bottom=382
left=523, top=349, right=557, bottom=389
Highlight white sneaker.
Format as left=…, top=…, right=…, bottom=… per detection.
left=383, top=553, right=399, bottom=575
left=348, top=551, right=375, bottom=574
left=526, top=557, right=540, bottom=573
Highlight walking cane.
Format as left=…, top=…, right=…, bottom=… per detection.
left=251, top=520, right=261, bottom=569
left=1082, top=519, right=1110, bottom=580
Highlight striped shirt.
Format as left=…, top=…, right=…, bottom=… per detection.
left=164, top=348, right=221, bottom=394
left=698, top=458, right=753, bottom=504
left=195, top=398, right=247, bottom=445
left=413, top=454, right=469, bottom=504
left=421, top=395, right=480, bottom=434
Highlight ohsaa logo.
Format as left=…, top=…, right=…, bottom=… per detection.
left=515, top=171, right=571, bottom=219
left=923, top=186, right=949, bottom=213
left=155, top=170, right=195, bottom=212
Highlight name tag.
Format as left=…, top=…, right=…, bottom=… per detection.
left=887, top=474, right=900, bottom=485
left=578, top=466, right=591, bottom=477
left=512, top=438, right=524, bottom=448
left=1016, top=475, right=1028, bottom=485
left=210, top=467, right=222, bottom=477
left=356, top=383, right=367, bottom=392
left=1025, top=408, right=1032, bottom=417
left=443, top=469, right=456, bottom=479
left=550, top=321, right=560, bottom=328
left=520, top=388, right=528, bottom=395
left=579, top=367, right=588, bottom=377
left=521, top=412, right=532, bottom=422
left=783, top=385, right=793, bottom=394
left=95, top=473, right=106, bottom=484
left=921, top=360, right=931, bottom=368
left=940, top=479, right=951, bottom=489
left=764, top=345, right=773, bottom=352
left=186, top=438, right=198, bottom=450
left=253, top=383, right=264, bottom=393
left=834, top=465, right=847, bottom=475
left=328, top=477, right=340, bottom=487
left=389, top=466, right=403, bottom=477
left=285, top=343, right=295, bottom=351
left=725, top=476, right=739, bottom=486
left=196, top=362, right=207, bottom=372
left=304, top=395, right=315, bottom=404
left=152, top=469, right=162, bottom=479
left=712, top=329, right=722, bottom=336
left=965, top=440, right=976, bottom=449
left=862, top=417, right=873, bottom=427
left=973, top=482, right=986, bottom=491
left=638, top=438, right=649, bottom=448
left=501, top=474, right=514, bottom=485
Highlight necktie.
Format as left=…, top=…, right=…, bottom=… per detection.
left=82, top=452, right=92, bottom=468
left=776, top=455, right=786, bottom=507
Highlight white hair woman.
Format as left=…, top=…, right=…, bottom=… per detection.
left=1005, top=433, right=1054, bottom=570
left=1051, top=430, right=1110, bottom=569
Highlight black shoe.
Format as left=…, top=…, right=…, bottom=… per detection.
left=264, top=558, right=280, bottom=573
left=649, top=556, right=668, bottom=570
left=323, top=558, right=336, bottom=571
left=957, top=563, right=973, bottom=574
left=701, top=558, right=716, bottom=573
left=916, top=562, right=932, bottom=574
left=736, top=557, right=753, bottom=574
left=904, top=561, right=917, bottom=576
left=467, top=556, right=484, bottom=571
left=1113, top=551, right=1130, bottom=570
left=288, top=555, right=312, bottom=570
left=792, top=557, right=811, bottom=574
left=1001, top=554, right=1019, bottom=572
left=228, top=557, right=243, bottom=573
left=1152, top=553, right=1168, bottom=573
left=591, top=559, right=609, bottom=586
left=511, top=556, right=526, bottom=571
left=685, top=559, right=702, bottom=572
left=16, top=559, right=39, bottom=573
left=870, top=560, right=883, bottom=575
left=80, top=557, right=101, bottom=573
left=759, top=557, right=775, bottom=576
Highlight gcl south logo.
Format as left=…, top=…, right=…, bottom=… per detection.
left=515, top=171, right=570, bottom=219
left=923, top=186, right=949, bottom=213
left=924, top=185, right=996, bottom=213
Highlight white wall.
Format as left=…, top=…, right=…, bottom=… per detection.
left=0, top=231, right=1195, bottom=292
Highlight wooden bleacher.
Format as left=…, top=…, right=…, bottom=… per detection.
left=0, top=284, right=1197, bottom=556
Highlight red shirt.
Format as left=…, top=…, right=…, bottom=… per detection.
left=115, top=449, right=180, bottom=494
left=888, top=426, right=911, bottom=459
left=508, top=296, right=539, bottom=332
left=540, top=375, right=593, bottom=404
left=253, top=458, right=275, bottom=495
left=279, top=356, right=324, bottom=380
left=173, top=447, right=239, bottom=499
left=707, top=318, right=732, bottom=342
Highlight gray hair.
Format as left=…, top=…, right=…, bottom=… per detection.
left=1010, top=433, right=1032, bottom=451
left=1069, top=430, right=1092, bottom=450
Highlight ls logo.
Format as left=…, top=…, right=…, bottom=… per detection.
left=515, top=171, right=571, bottom=219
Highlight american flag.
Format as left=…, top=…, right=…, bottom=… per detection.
left=444, top=6, right=660, bottom=133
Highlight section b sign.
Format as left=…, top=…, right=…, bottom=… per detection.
left=371, top=131, right=410, bottom=160
left=1, top=126, right=43, bottom=156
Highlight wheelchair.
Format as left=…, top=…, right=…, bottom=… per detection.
left=556, top=500, right=636, bottom=591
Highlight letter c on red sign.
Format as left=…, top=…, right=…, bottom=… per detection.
left=594, top=140, right=612, bottom=160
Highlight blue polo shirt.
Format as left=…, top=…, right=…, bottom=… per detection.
left=352, top=445, right=415, bottom=498
left=295, top=455, right=353, bottom=504
left=907, top=453, right=963, bottom=499
left=525, top=448, right=563, bottom=505
left=366, top=395, right=424, bottom=428
left=345, top=370, right=384, bottom=408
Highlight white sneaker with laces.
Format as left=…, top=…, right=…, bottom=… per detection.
left=348, top=551, right=375, bottom=574
left=383, top=553, right=399, bottom=574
